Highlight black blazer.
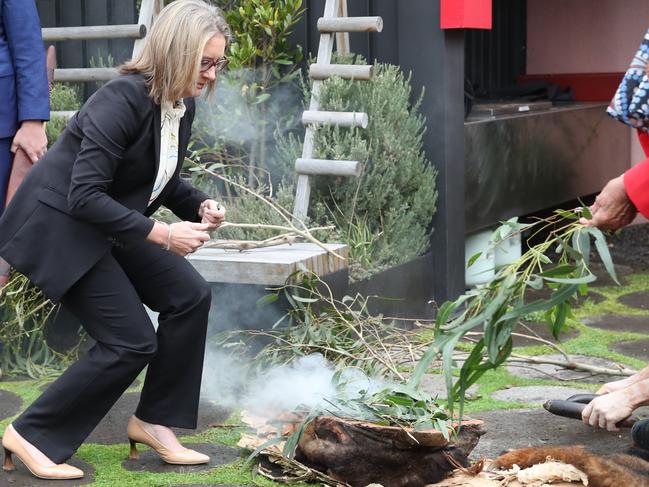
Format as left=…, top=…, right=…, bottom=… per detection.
left=0, top=73, right=209, bottom=302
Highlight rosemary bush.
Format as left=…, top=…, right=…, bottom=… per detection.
left=277, top=56, right=438, bottom=280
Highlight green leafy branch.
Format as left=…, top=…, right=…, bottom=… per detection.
left=408, top=208, right=618, bottom=419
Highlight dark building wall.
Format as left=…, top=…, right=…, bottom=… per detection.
left=36, top=0, right=137, bottom=96
left=465, top=0, right=527, bottom=97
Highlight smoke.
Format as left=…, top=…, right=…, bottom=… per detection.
left=195, top=67, right=303, bottom=177
left=201, top=351, right=385, bottom=417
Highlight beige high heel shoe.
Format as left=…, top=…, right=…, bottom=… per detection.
left=2, top=425, right=84, bottom=480
left=127, top=416, right=210, bottom=465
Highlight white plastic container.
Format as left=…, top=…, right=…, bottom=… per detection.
left=465, top=230, right=495, bottom=287
left=495, top=230, right=522, bottom=268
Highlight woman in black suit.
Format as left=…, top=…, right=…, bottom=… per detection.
left=0, top=0, right=229, bottom=480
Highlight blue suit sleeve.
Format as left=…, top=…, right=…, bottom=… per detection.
left=3, top=0, right=50, bottom=122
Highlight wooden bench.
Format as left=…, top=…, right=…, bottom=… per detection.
left=188, top=243, right=348, bottom=285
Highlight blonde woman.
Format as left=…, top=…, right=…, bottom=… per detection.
left=0, top=0, right=229, bottom=480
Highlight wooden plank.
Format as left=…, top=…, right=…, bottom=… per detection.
left=133, top=0, right=158, bottom=57
left=335, top=0, right=350, bottom=54
left=187, top=243, right=348, bottom=285
left=318, top=16, right=383, bottom=33
left=302, top=110, right=368, bottom=128
left=309, top=63, right=373, bottom=80
left=295, top=158, right=361, bottom=177
left=292, top=0, right=339, bottom=225
left=42, top=24, right=145, bottom=41
left=53, top=67, right=119, bottom=81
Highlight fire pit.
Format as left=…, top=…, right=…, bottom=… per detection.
left=296, top=415, right=485, bottom=487
left=240, top=412, right=485, bottom=487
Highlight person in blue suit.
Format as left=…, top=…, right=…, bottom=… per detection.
left=0, top=0, right=50, bottom=211
left=0, top=0, right=50, bottom=286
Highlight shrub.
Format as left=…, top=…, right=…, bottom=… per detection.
left=279, top=57, right=439, bottom=280
left=46, top=83, right=82, bottom=147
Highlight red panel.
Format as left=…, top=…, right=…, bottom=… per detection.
left=517, top=73, right=623, bottom=102
left=440, top=0, right=492, bottom=30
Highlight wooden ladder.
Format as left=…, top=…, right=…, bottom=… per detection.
left=45, top=0, right=162, bottom=117
left=292, top=0, right=382, bottom=225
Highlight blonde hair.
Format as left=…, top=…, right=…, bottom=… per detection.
left=121, top=0, right=231, bottom=104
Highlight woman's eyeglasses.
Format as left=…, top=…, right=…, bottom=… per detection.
left=200, top=57, right=229, bottom=74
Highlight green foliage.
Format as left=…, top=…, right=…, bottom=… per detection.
left=279, top=57, right=438, bottom=280
left=46, top=83, right=82, bottom=147
left=190, top=0, right=305, bottom=196
left=45, top=117, right=67, bottom=148
left=49, top=83, right=81, bottom=111
left=0, top=273, right=72, bottom=379
left=410, top=210, right=619, bottom=419
left=222, top=0, right=303, bottom=74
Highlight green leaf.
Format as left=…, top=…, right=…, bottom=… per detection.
left=256, top=293, right=279, bottom=307
left=555, top=209, right=578, bottom=220
left=543, top=273, right=596, bottom=284
left=467, top=252, right=482, bottom=269
left=551, top=302, right=569, bottom=340
left=588, top=227, right=619, bottom=285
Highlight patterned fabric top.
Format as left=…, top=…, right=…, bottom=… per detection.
left=608, top=29, right=649, bottom=132
left=149, top=100, right=186, bottom=206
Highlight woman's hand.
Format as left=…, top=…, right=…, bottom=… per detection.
left=198, top=199, right=226, bottom=230
left=578, top=175, right=637, bottom=231
left=147, top=221, right=210, bottom=256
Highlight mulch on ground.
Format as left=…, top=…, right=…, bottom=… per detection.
left=610, top=338, right=649, bottom=360
left=618, top=290, right=649, bottom=311
left=593, top=224, right=649, bottom=272
left=0, top=389, right=22, bottom=422
left=582, top=314, right=649, bottom=334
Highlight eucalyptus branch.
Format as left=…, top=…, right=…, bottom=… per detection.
left=408, top=208, right=620, bottom=417
left=507, top=354, right=636, bottom=377
left=204, top=234, right=298, bottom=250
left=192, top=162, right=345, bottom=260
left=212, top=222, right=343, bottom=259
left=191, top=161, right=294, bottom=225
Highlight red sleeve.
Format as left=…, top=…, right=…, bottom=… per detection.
left=638, top=129, right=649, bottom=157
left=624, top=159, right=649, bottom=218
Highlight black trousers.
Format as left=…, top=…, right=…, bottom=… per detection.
left=13, top=240, right=212, bottom=463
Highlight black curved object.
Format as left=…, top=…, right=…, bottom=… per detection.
left=565, top=393, right=599, bottom=404
left=543, top=399, right=637, bottom=428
